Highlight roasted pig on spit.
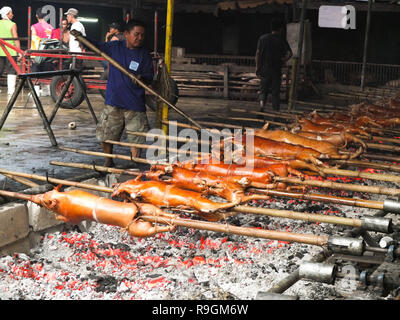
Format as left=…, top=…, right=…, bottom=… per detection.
left=112, top=177, right=236, bottom=222
left=253, top=127, right=361, bottom=160
left=145, top=164, right=270, bottom=204
left=29, top=186, right=175, bottom=237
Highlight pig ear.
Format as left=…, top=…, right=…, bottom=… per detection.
left=135, top=173, right=143, bottom=181
left=54, top=184, right=63, bottom=192
left=43, top=198, right=59, bottom=210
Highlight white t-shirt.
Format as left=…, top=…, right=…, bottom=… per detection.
left=69, top=20, right=86, bottom=52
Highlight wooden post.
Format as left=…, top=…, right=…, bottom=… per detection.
left=223, top=64, right=229, bottom=98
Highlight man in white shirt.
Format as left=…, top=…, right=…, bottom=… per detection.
left=65, top=8, right=85, bottom=53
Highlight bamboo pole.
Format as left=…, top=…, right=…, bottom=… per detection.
left=104, top=139, right=209, bottom=157
left=274, top=176, right=400, bottom=195
left=362, top=136, right=400, bottom=145
left=248, top=188, right=384, bottom=210
left=2, top=174, right=40, bottom=188
left=330, top=159, right=400, bottom=173
left=126, top=130, right=210, bottom=145
left=58, top=146, right=168, bottom=165
left=0, top=168, right=112, bottom=194
left=0, top=168, right=392, bottom=232
left=140, top=214, right=329, bottom=246
left=363, top=153, right=400, bottom=163
left=233, top=206, right=362, bottom=228
left=69, top=30, right=203, bottom=131
left=0, top=189, right=32, bottom=202
left=50, top=161, right=141, bottom=176
left=365, top=142, right=400, bottom=153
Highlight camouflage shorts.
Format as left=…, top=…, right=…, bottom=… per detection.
left=96, top=105, right=149, bottom=144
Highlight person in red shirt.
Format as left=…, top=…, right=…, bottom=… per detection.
left=51, top=19, right=69, bottom=46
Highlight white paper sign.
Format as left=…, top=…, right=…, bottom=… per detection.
left=318, top=5, right=356, bottom=30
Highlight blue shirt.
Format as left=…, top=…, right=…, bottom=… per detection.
left=93, top=39, right=154, bottom=112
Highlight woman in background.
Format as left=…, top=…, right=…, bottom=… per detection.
left=0, top=6, right=21, bottom=96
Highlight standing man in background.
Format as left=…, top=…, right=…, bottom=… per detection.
left=65, top=8, right=85, bottom=53
left=255, top=18, right=292, bottom=112
left=71, top=19, right=154, bottom=167
left=0, top=6, right=21, bottom=96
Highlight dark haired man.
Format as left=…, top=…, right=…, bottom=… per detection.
left=106, top=22, right=125, bottom=42
left=71, top=20, right=154, bottom=167
left=255, top=19, right=292, bottom=111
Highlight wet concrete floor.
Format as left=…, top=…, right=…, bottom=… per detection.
left=0, top=85, right=259, bottom=192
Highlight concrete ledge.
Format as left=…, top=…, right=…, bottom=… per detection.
left=27, top=201, right=64, bottom=232
left=0, top=237, right=30, bottom=256
left=0, top=202, right=29, bottom=248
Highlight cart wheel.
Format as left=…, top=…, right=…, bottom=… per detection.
left=50, top=75, right=85, bottom=109
left=145, top=77, right=179, bottom=111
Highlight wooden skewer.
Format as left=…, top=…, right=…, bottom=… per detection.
left=104, top=140, right=209, bottom=157
left=361, top=136, right=400, bottom=145
left=273, top=176, right=400, bottom=197
left=247, top=188, right=384, bottom=211
left=330, top=159, right=400, bottom=173
left=140, top=214, right=329, bottom=246
left=2, top=173, right=40, bottom=188
left=0, top=168, right=392, bottom=232
left=58, top=146, right=168, bottom=165
left=50, top=161, right=141, bottom=176
left=126, top=131, right=210, bottom=146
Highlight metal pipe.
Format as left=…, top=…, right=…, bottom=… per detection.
left=299, top=261, right=337, bottom=284
left=162, top=0, right=174, bottom=135
left=361, top=0, right=373, bottom=90
left=291, top=0, right=308, bottom=109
